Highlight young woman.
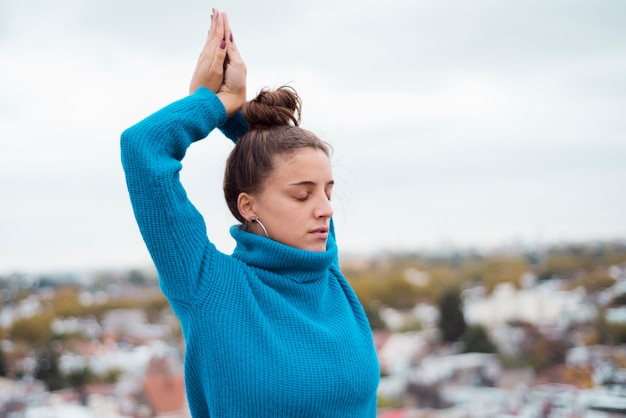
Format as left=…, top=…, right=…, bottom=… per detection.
left=121, top=9, right=379, bottom=417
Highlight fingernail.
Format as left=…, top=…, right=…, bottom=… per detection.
left=220, top=40, right=226, bottom=49
left=230, top=33, right=233, bottom=42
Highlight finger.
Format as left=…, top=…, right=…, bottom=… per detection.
left=200, top=12, right=225, bottom=59
left=223, top=12, right=232, bottom=43
left=225, top=39, right=243, bottom=64
left=209, top=47, right=227, bottom=77
left=213, top=12, right=226, bottom=45
left=207, top=8, right=217, bottom=40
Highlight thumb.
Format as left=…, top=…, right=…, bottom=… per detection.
left=226, top=41, right=244, bottom=67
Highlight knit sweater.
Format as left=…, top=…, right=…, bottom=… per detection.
left=120, top=87, right=380, bottom=417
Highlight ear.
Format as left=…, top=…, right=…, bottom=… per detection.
left=237, top=192, right=257, bottom=221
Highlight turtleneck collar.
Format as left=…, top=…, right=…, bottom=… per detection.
left=230, top=224, right=338, bottom=283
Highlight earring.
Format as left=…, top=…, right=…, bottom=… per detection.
left=251, top=217, right=269, bottom=238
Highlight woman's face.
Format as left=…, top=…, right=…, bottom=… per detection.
left=248, top=147, right=334, bottom=252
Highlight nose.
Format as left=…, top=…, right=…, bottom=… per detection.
left=314, top=194, right=333, bottom=219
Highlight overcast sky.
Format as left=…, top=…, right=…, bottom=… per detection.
left=1, top=0, right=625, bottom=274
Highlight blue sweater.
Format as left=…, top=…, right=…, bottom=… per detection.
left=120, top=88, right=379, bottom=417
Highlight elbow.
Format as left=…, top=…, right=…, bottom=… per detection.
left=120, top=125, right=140, bottom=155
left=120, top=125, right=149, bottom=173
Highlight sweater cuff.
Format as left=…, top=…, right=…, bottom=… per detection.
left=220, top=111, right=248, bottom=144
left=193, top=87, right=228, bottom=128
left=193, top=87, right=248, bottom=143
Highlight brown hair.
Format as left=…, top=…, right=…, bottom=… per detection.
left=223, top=86, right=331, bottom=223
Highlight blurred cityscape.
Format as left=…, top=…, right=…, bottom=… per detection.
left=1, top=240, right=626, bottom=417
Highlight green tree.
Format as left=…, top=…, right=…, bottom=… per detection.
left=461, top=324, right=496, bottom=353
left=612, top=293, right=626, bottom=307
left=437, top=289, right=466, bottom=343
left=376, top=274, right=421, bottom=310
left=0, top=347, right=7, bottom=377
left=10, top=314, right=53, bottom=346
left=607, top=323, right=626, bottom=344
left=363, top=303, right=386, bottom=330
left=52, top=286, right=84, bottom=317
left=35, top=344, right=64, bottom=391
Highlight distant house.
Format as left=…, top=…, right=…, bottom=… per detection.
left=101, top=309, right=169, bottom=344
left=464, top=282, right=587, bottom=326
left=141, top=355, right=190, bottom=418
left=416, top=352, right=501, bottom=387
left=0, top=377, right=46, bottom=413
left=378, top=332, right=429, bottom=375
left=606, top=307, right=626, bottom=323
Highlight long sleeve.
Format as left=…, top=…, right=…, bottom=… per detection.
left=219, top=110, right=248, bottom=143
left=120, top=87, right=228, bottom=302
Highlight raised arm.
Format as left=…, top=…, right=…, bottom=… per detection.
left=120, top=10, right=246, bottom=301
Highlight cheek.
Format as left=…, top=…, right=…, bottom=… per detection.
left=261, top=195, right=297, bottom=222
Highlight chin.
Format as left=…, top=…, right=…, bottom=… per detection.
left=290, top=237, right=327, bottom=252
left=307, top=242, right=328, bottom=253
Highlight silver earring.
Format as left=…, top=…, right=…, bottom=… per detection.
left=251, top=217, right=269, bottom=238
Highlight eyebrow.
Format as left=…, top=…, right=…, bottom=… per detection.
left=288, top=180, right=335, bottom=187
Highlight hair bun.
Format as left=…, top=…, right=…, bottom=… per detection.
left=242, top=86, right=302, bottom=130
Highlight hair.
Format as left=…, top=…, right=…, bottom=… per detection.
left=223, top=86, right=331, bottom=223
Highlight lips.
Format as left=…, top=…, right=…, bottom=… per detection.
left=310, top=226, right=329, bottom=238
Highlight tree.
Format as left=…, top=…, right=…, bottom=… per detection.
left=362, top=303, right=386, bottom=330
left=437, top=289, right=466, bottom=343
left=376, top=274, right=421, bottom=310
left=0, top=347, right=7, bottom=377
left=52, top=286, right=84, bottom=317
left=461, top=324, right=496, bottom=353
left=35, top=344, right=64, bottom=391
left=10, top=314, right=53, bottom=346
left=514, top=322, right=566, bottom=372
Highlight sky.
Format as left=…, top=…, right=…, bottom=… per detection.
left=1, top=0, right=625, bottom=274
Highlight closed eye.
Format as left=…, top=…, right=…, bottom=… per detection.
left=296, top=194, right=311, bottom=201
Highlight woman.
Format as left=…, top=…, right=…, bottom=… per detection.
left=121, top=9, right=379, bottom=417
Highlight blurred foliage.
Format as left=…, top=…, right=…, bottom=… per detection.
left=590, top=306, right=625, bottom=346
left=2, top=270, right=172, bottom=355
left=565, top=269, right=616, bottom=293
left=10, top=314, right=54, bottom=346
left=35, top=343, right=64, bottom=391
left=437, top=289, right=466, bottom=343
left=607, top=323, right=626, bottom=345
left=459, top=255, right=528, bottom=293
left=397, top=318, right=423, bottom=333
left=0, top=347, right=7, bottom=377
left=377, top=394, right=403, bottom=410
left=462, top=324, right=497, bottom=353
left=500, top=321, right=567, bottom=372
left=362, top=304, right=386, bottom=330
left=612, top=293, right=626, bottom=306
left=345, top=241, right=626, bottom=314
left=535, top=242, right=626, bottom=280
left=52, top=286, right=84, bottom=317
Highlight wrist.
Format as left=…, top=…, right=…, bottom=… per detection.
left=217, top=92, right=245, bottom=119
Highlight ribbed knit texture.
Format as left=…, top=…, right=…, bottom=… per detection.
left=120, top=88, right=379, bottom=417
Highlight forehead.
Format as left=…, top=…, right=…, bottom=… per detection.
left=270, top=148, right=333, bottom=184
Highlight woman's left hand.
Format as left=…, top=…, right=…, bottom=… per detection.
left=189, top=9, right=228, bottom=94
left=217, top=11, right=246, bottom=117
